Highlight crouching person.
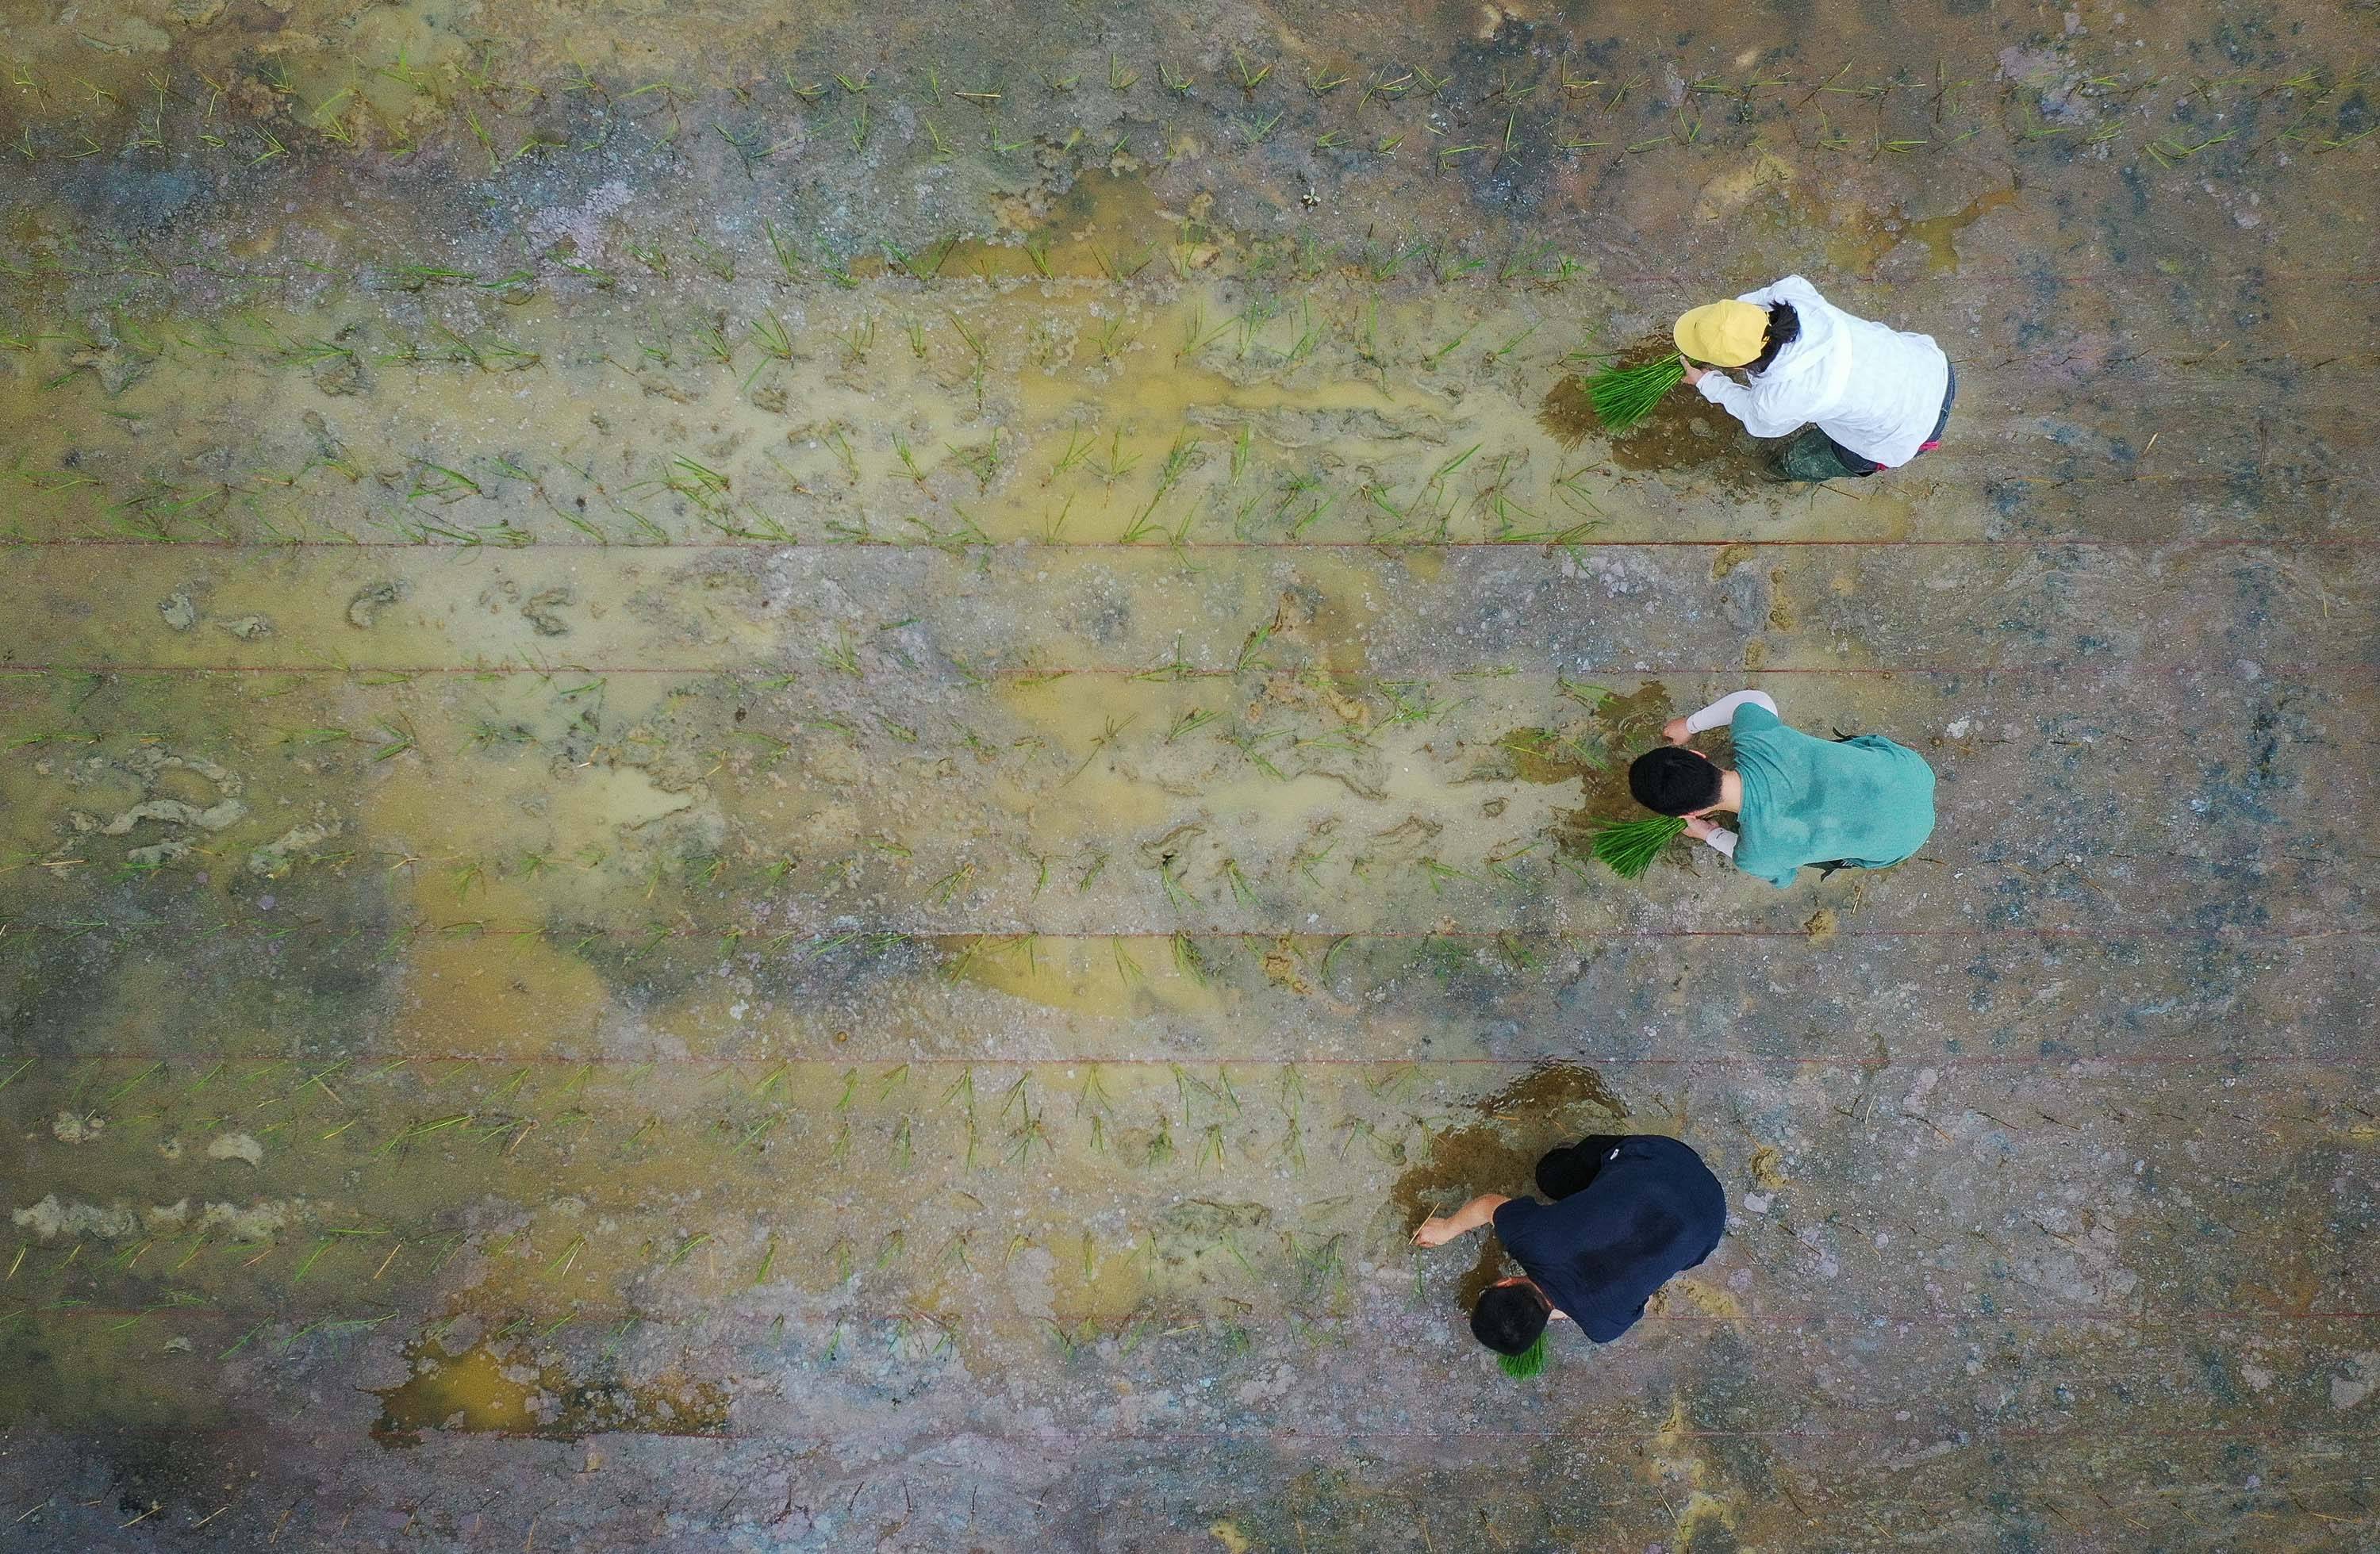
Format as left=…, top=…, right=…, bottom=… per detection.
left=1674, top=274, right=1954, bottom=482
left=1411, top=1134, right=1726, bottom=1372
left=1629, top=689, right=1936, bottom=888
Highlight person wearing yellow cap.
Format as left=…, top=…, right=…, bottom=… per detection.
left=1673, top=276, right=1953, bottom=482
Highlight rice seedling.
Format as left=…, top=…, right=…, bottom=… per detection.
left=1427, top=322, right=1477, bottom=368
left=1587, top=814, right=1687, bottom=878
left=1583, top=355, right=1685, bottom=432
left=1490, top=324, right=1539, bottom=363
left=1499, top=1331, right=1549, bottom=1378
left=946, top=309, right=990, bottom=364
left=367, top=716, right=417, bottom=762
left=1092, top=242, right=1154, bottom=282
left=1418, top=858, right=1476, bottom=893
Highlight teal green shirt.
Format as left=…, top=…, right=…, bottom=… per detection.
left=1728, top=702, right=1936, bottom=888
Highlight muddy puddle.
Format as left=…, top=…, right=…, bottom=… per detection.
left=1389, top=1061, right=1634, bottom=1307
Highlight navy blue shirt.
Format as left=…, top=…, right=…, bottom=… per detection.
left=1491, top=1135, right=1727, bottom=1343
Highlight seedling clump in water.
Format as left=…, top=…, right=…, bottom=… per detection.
left=1583, top=356, right=1684, bottom=432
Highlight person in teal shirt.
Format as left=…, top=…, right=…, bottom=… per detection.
left=1625, top=690, right=1936, bottom=887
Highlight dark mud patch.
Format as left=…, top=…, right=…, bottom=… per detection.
left=1478, top=1061, right=1629, bottom=1120
left=1391, top=1061, right=1630, bottom=1308
left=1541, top=345, right=1772, bottom=490
left=1511, top=681, right=1702, bottom=870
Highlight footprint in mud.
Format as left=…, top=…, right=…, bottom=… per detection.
left=65, top=748, right=251, bottom=868
left=478, top=578, right=576, bottom=636
left=347, top=581, right=404, bottom=628
left=1391, top=1062, right=1631, bottom=1308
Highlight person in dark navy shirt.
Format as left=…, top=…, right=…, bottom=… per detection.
left=1411, top=1134, right=1727, bottom=1360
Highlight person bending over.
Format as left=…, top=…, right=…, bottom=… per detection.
left=1627, top=689, right=1936, bottom=888
left=1673, top=274, right=1953, bottom=483
left=1411, top=1134, right=1726, bottom=1370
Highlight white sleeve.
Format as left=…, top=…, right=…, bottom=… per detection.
left=1694, top=373, right=1809, bottom=439
left=1682, top=689, right=1779, bottom=735
left=1703, top=827, right=1738, bottom=858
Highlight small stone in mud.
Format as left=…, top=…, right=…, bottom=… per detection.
left=347, top=581, right=404, bottom=628
left=249, top=820, right=342, bottom=878
left=52, top=1111, right=104, bottom=1144
left=207, top=1132, right=265, bottom=1167
left=220, top=614, right=274, bottom=640
left=159, top=590, right=198, bottom=631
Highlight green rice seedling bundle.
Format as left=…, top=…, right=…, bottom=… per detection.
left=1584, top=356, right=1685, bottom=433
left=1589, top=814, right=1687, bottom=878
left=1499, top=1332, right=1549, bottom=1379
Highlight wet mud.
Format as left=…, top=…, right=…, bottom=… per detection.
left=2, top=0, right=2375, bottom=1547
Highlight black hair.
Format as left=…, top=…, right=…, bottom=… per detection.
left=1471, top=1283, right=1550, bottom=1356
left=1535, top=1134, right=1626, bottom=1200
left=1628, top=747, right=1722, bottom=815
left=1749, top=301, right=1799, bottom=375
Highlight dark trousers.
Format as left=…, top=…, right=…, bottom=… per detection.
left=1794, top=363, right=1958, bottom=478
left=1536, top=1135, right=1626, bottom=1199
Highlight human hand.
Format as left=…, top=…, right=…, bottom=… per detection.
left=1680, top=357, right=1706, bottom=386
left=1411, top=1216, right=1462, bottom=1248
left=1661, top=716, right=1692, bottom=745
left=1682, top=816, right=1718, bottom=842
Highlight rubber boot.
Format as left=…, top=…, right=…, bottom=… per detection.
left=1772, top=428, right=1873, bottom=482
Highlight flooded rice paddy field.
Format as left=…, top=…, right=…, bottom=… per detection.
left=1, top=0, right=2376, bottom=1547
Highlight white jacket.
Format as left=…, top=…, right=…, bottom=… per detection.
left=1692, top=275, right=1949, bottom=467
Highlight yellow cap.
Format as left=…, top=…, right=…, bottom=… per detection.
left=1672, top=299, right=1767, bottom=368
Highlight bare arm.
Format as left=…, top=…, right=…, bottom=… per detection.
left=1411, top=1194, right=1510, bottom=1248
